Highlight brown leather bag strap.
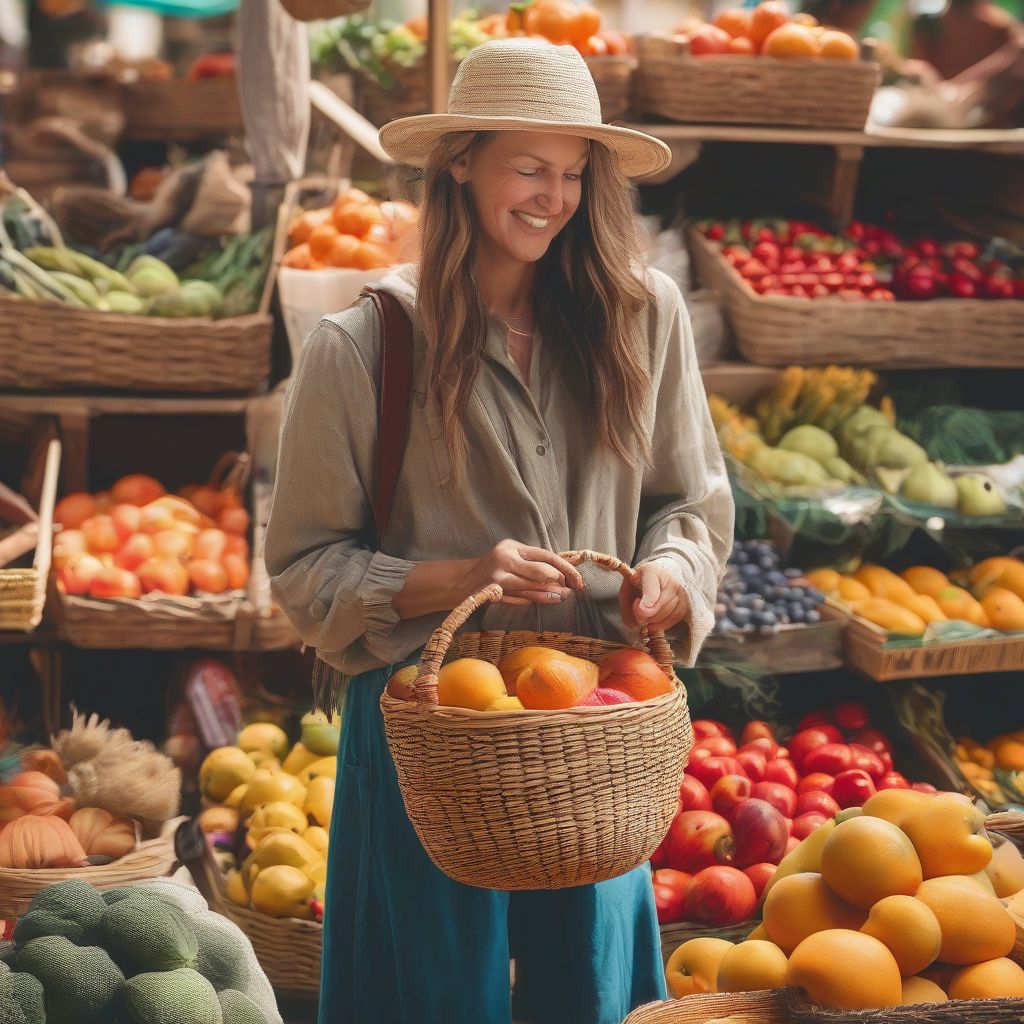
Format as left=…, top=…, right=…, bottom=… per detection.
left=365, top=286, right=415, bottom=546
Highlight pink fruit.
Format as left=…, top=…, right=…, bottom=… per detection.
left=735, top=750, right=767, bottom=782
left=652, top=868, right=692, bottom=925
left=878, top=771, right=910, bottom=790
left=679, top=774, right=712, bottom=812
left=833, top=700, right=870, bottom=732
left=795, top=790, right=839, bottom=817
left=743, top=862, right=777, bottom=902
left=710, top=775, right=753, bottom=819
left=740, top=721, right=776, bottom=746
left=788, top=726, right=844, bottom=768
left=911, top=781, right=937, bottom=794
left=832, top=769, right=876, bottom=808
left=688, top=756, right=746, bottom=791
left=694, top=735, right=738, bottom=758
left=729, top=798, right=788, bottom=868
left=741, top=737, right=778, bottom=759
left=684, top=866, right=757, bottom=926
left=849, top=727, right=892, bottom=755
left=762, top=758, right=799, bottom=791
left=664, top=810, right=733, bottom=873
left=796, top=710, right=834, bottom=731
left=692, top=720, right=733, bottom=742
left=802, top=743, right=855, bottom=776
left=798, top=773, right=835, bottom=796
left=579, top=687, right=634, bottom=706
left=792, top=811, right=829, bottom=840
left=751, top=781, right=797, bottom=818
left=848, top=743, right=885, bottom=780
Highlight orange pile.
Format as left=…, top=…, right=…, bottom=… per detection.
left=503, top=0, right=631, bottom=57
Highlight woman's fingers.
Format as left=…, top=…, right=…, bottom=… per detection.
left=517, top=546, right=585, bottom=591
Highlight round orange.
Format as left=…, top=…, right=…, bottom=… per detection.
left=715, top=940, right=788, bottom=992
left=436, top=658, right=507, bottom=711
left=860, top=896, right=941, bottom=976
left=333, top=201, right=384, bottom=239
left=763, top=873, right=867, bottom=954
left=762, top=23, right=822, bottom=58
left=915, top=875, right=1015, bottom=965
left=819, top=29, right=860, bottom=61
left=748, top=0, right=789, bottom=46
left=787, top=929, right=902, bottom=1010
left=728, top=35, right=756, bottom=54
left=820, top=816, right=923, bottom=909
left=713, top=7, right=751, bottom=38
left=329, top=234, right=362, bottom=268
left=948, top=958, right=1024, bottom=999
left=288, top=207, right=331, bottom=245
left=353, top=242, right=392, bottom=270
left=307, top=223, right=340, bottom=263
left=900, top=976, right=947, bottom=1004
left=566, top=4, right=601, bottom=45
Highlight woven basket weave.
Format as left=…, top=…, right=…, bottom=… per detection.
left=633, top=46, right=877, bottom=130
left=625, top=990, right=790, bottom=1023
left=380, top=550, right=692, bottom=891
left=688, top=228, right=1024, bottom=368
left=122, top=77, right=243, bottom=142
left=585, top=54, right=637, bottom=120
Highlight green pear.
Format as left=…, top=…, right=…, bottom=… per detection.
left=873, top=430, right=928, bottom=470
left=300, top=711, right=341, bottom=756
left=901, top=462, right=958, bottom=508
left=750, top=447, right=830, bottom=487
left=779, top=425, right=839, bottom=465
left=837, top=406, right=890, bottom=450
left=956, top=474, right=1007, bottom=517
left=823, top=456, right=866, bottom=485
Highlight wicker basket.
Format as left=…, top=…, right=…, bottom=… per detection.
left=121, top=77, right=243, bottom=142
left=625, top=990, right=790, bottom=1023
left=380, top=550, right=692, bottom=891
left=688, top=228, right=1024, bottom=368
left=585, top=54, right=637, bottom=120
left=0, top=817, right=182, bottom=920
left=633, top=42, right=878, bottom=130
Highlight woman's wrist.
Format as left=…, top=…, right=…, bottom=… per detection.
left=391, top=557, right=475, bottom=620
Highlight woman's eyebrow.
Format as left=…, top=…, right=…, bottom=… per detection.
left=513, top=151, right=590, bottom=170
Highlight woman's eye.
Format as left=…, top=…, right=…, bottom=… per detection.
left=565, top=173, right=581, bottom=182
left=517, top=168, right=540, bottom=177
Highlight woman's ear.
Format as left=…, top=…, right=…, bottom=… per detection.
left=450, top=156, right=470, bottom=184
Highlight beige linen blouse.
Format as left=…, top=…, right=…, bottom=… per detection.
left=265, top=263, right=734, bottom=679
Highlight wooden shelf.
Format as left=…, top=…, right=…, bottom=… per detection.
left=700, top=619, right=845, bottom=675
left=0, top=393, right=259, bottom=417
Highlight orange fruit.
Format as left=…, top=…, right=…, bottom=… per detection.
left=333, top=201, right=384, bottom=239
left=948, top=957, right=1024, bottom=999
left=308, top=223, right=340, bottom=263
left=222, top=553, right=250, bottom=590
left=713, top=7, right=751, bottom=38
left=854, top=565, right=918, bottom=603
left=517, top=656, right=596, bottom=710
left=665, top=937, right=735, bottom=999
left=524, top=0, right=574, bottom=42
left=728, top=35, right=757, bottom=53
left=715, top=940, right=788, bottom=992
left=566, top=4, right=601, bottom=45
left=981, top=587, right=1024, bottom=632
left=485, top=695, right=525, bottom=712
left=806, top=568, right=841, bottom=594
left=761, top=22, right=821, bottom=58
left=900, top=566, right=951, bottom=597
left=901, top=793, right=992, bottom=877
left=496, top=646, right=562, bottom=693
left=819, top=29, right=859, bottom=60
left=935, top=586, right=990, bottom=627
left=137, top=557, right=189, bottom=596
left=353, top=242, right=392, bottom=270
left=189, top=558, right=228, bottom=594
left=837, top=577, right=872, bottom=603
left=820, top=817, right=923, bottom=909
left=904, top=593, right=947, bottom=624
left=915, top=875, right=1015, bottom=965
left=597, top=649, right=674, bottom=701
left=289, top=207, right=331, bottom=245
left=748, top=0, right=789, bottom=46
left=54, top=492, right=98, bottom=530
left=436, top=658, right=507, bottom=711
left=787, top=929, right=902, bottom=1009
left=792, top=11, right=819, bottom=25
left=329, top=234, right=361, bottom=268
left=994, top=739, right=1024, bottom=771
left=763, top=873, right=867, bottom=954
left=860, top=896, right=941, bottom=976
left=900, top=976, right=948, bottom=1004
left=985, top=838, right=1024, bottom=897
left=852, top=597, right=926, bottom=636
left=861, top=788, right=934, bottom=828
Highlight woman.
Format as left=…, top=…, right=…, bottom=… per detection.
left=266, top=38, right=733, bottom=1024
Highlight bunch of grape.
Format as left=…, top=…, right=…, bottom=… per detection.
left=714, top=539, right=825, bottom=637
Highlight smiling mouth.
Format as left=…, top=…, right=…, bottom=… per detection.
left=513, top=210, right=553, bottom=229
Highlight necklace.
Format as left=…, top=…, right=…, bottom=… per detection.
left=490, top=311, right=534, bottom=339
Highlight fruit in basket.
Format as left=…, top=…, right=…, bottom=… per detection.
left=597, top=649, right=673, bottom=701
left=664, top=936, right=734, bottom=998
left=901, top=793, right=991, bottom=877
left=250, top=864, right=316, bottom=919
left=915, top=875, right=1015, bottom=963
left=437, top=658, right=508, bottom=710
left=819, top=816, right=923, bottom=908
left=761, top=23, right=821, bottom=58
left=968, top=557, right=1024, bottom=600
left=713, top=8, right=751, bottom=37
left=848, top=598, right=926, bottom=637
left=787, top=929, right=902, bottom=1009
left=763, top=874, right=867, bottom=953
left=663, top=810, right=733, bottom=872
left=956, top=474, right=1007, bottom=517
left=716, top=939, right=789, bottom=993
left=860, top=895, right=942, bottom=976
left=819, top=30, right=860, bottom=60
left=237, top=723, right=289, bottom=760
left=984, top=840, right=1024, bottom=897
left=137, top=557, right=190, bottom=597
left=729, top=798, right=788, bottom=867
left=934, top=586, right=989, bottom=627
left=516, top=656, right=595, bottom=710
left=901, top=975, right=948, bottom=1003
left=246, top=802, right=308, bottom=843
left=241, top=830, right=322, bottom=888
left=747, top=1, right=788, bottom=46
left=948, top=958, right=1024, bottom=999
left=652, top=868, right=692, bottom=924
left=0, top=814, right=87, bottom=868
left=200, top=748, right=257, bottom=803
left=778, top=424, right=838, bottom=464
left=54, top=492, right=98, bottom=529
left=900, top=462, right=959, bottom=509
left=240, top=769, right=306, bottom=813
left=980, top=588, right=1024, bottom=632
left=300, top=711, right=340, bottom=756
left=710, top=774, right=752, bottom=817
left=67, top=807, right=136, bottom=860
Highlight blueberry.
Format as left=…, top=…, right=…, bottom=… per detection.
left=806, top=587, right=825, bottom=604
left=805, top=609, right=822, bottom=624
left=732, top=549, right=749, bottom=565
left=768, top=571, right=789, bottom=586
left=729, top=607, right=753, bottom=627
left=739, top=564, right=760, bottom=578
left=789, top=604, right=806, bottom=623
left=758, top=556, right=776, bottom=571
left=783, top=567, right=802, bottom=579
left=788, top=587, right=806, bottom=600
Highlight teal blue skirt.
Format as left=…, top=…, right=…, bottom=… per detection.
left=318, top=662, right=667, bottom=1024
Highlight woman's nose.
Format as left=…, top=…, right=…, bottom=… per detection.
left=535, top=180, right=563, bottom=214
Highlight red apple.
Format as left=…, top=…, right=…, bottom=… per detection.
left=833, top=700, right=870, bottom=732
left=735, top=750, right=767, bottom=782
left=58, top=552, right=104, bottom=596
left=878, top=771, right=910, bottom=790
left=740, top=721, right=776, bottom=746
left=879, top=750, right=894, bottom=773
left=728, top=798, right=788, bottom=867
left=796, top=710, right=834, bottom=731
left=783, top=817, right=794, bottom=836
left=692, top=719, right=733, bottom=742
left=762, top=758, right=799, bottom=791
left=792, top=811, right=829, bottom=840
left=802, top=743, right=854, bottom=776
left=776, top=746, right=790, bottom=760
left=679, top=774, right=712, bottom=812
left=798, top=773, right=835, bottom=796
left=684, top=866, right=757, bottom=925
left=832, top=769, right=876, bottom=808
left=664, top=810, right=733, bottom=873
left=743, top=863, right=776, bottom=902
left=689, top=747, right=713, bottom=763
left=751, top=781, right=797, bottom=818
left=694, top=736, right=738, bottom=758
left=911, top=782, right=938, bottom=794
left=849, top=727, right=892, bottom=755
left=598, top=648, right=668, bottom=699
left=788, top=726, right=844, bottom=768
left=688, top=756, right=745, bottom=791
left=650, top=842, right=669, bottom=870
left=784, top=835, right=801, bottom=854
left=710, top=775, right=752, bottom=819
left=796, top=790, right=839, bottom=817
left=740, top=737, right=778, bottom=759
left=652, top=868, right=692, bottom=925
left=849, top=743, right=885, bottom=780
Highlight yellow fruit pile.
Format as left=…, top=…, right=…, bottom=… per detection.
left=807, top=558, right=1024, bottom=637
left=956, top=733, right=1024, bottom=806
left=197, top=715, right=340, bottom=921
left=665, top=789, right=1024, bottom=1009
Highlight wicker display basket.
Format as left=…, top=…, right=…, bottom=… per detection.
left=380, top=550, right=692, bottom=891
left=688, top=228, right=1024, bottom=368
left=121, top=76, right=243, bottom=142
left=625, top=989, right=790, bottom=1023
left=0, top=817, right=182, bottom=920
left=633, top=40, right=878, bottom=130
left=585, top=54, right=637, bottom=120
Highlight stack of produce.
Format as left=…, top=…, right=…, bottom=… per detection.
left=664, top=789, right=1024, bottom=1007
left=808, top=558, right=1024, bottom=636
left=956, top=734, right=1024, bottom=806
left=713, top=538, right=825, bottom=638
left=0, top=710, right=180, bottom=871
left=282, top=187, right=418, bottom=271
left=52, top=472, right=251, bottom=602
left=696, top=217, right=1024, bottom=301
left=0, top=877, right=282, bottom=1023
left=648, top=2, right=860, bottom=60
left=651, top=706, right=936, bottom=927
left=385, top=645, right=676, bottom=711
left=197, top=716, right=341, bottom=923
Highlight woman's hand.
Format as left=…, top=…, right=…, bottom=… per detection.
left=619, top=562, right=691, bottom=632
left=463, top=540, right=586, bottom=607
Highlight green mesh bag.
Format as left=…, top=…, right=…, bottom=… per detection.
left=97, top=889, right=198, bottom=975
left=123, top=968, right=224, bottom=1024
left=219, top=989, right=275, bottom=1024
left=13, top=878, right=107, bottom=946
left=15, top=935, right=124, bottom=1024
left=7, top=972, right=45, bottom=1024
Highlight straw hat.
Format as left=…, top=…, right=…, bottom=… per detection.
left=378, top=38, right=671, bottom=179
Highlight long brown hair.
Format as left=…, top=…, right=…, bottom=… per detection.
left=415, top=131, right=654, bottom=481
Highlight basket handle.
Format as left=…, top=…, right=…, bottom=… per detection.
left=411, top=550, right=676, bottom=705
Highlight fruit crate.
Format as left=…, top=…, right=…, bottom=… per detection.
left=632, top=39, right=878, bottom=130
left=702, top=620, right=843, bottom=675
left=822, top=603, right=1024, bottom=682
left=687, top=228, right=1024, bottom=368
left=121, top=76, right=243, bottom=142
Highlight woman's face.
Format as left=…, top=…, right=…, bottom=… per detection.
left=451, top=131, right=589, bottom=267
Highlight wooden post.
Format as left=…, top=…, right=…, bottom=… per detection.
left=830, top=145, right=864, bottom=227
left=427, top=0, right=452, bottom=114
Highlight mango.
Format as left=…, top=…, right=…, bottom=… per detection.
left=853, top=566, right=917, bottom=604
left=242, top=830, right=321, bottom=889
left=199, top=746, right=255, bottom=803
left=250, top=865, right=315, bottom=920
left=300, top=712, right=340, bottom=757
left=852, top=598, right=926, bottom=636
left=247, top=801, right=309, bottom=844
left=237, top=723, right=290, bottom=760
left=981, top=588, right=1024, bottom=632
left=240, top=768, right=306, bottom=813
left=281, top=742, right=320, bottom=776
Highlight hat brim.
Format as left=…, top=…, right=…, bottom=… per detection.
left=378, top=114, right=672, bottom=180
